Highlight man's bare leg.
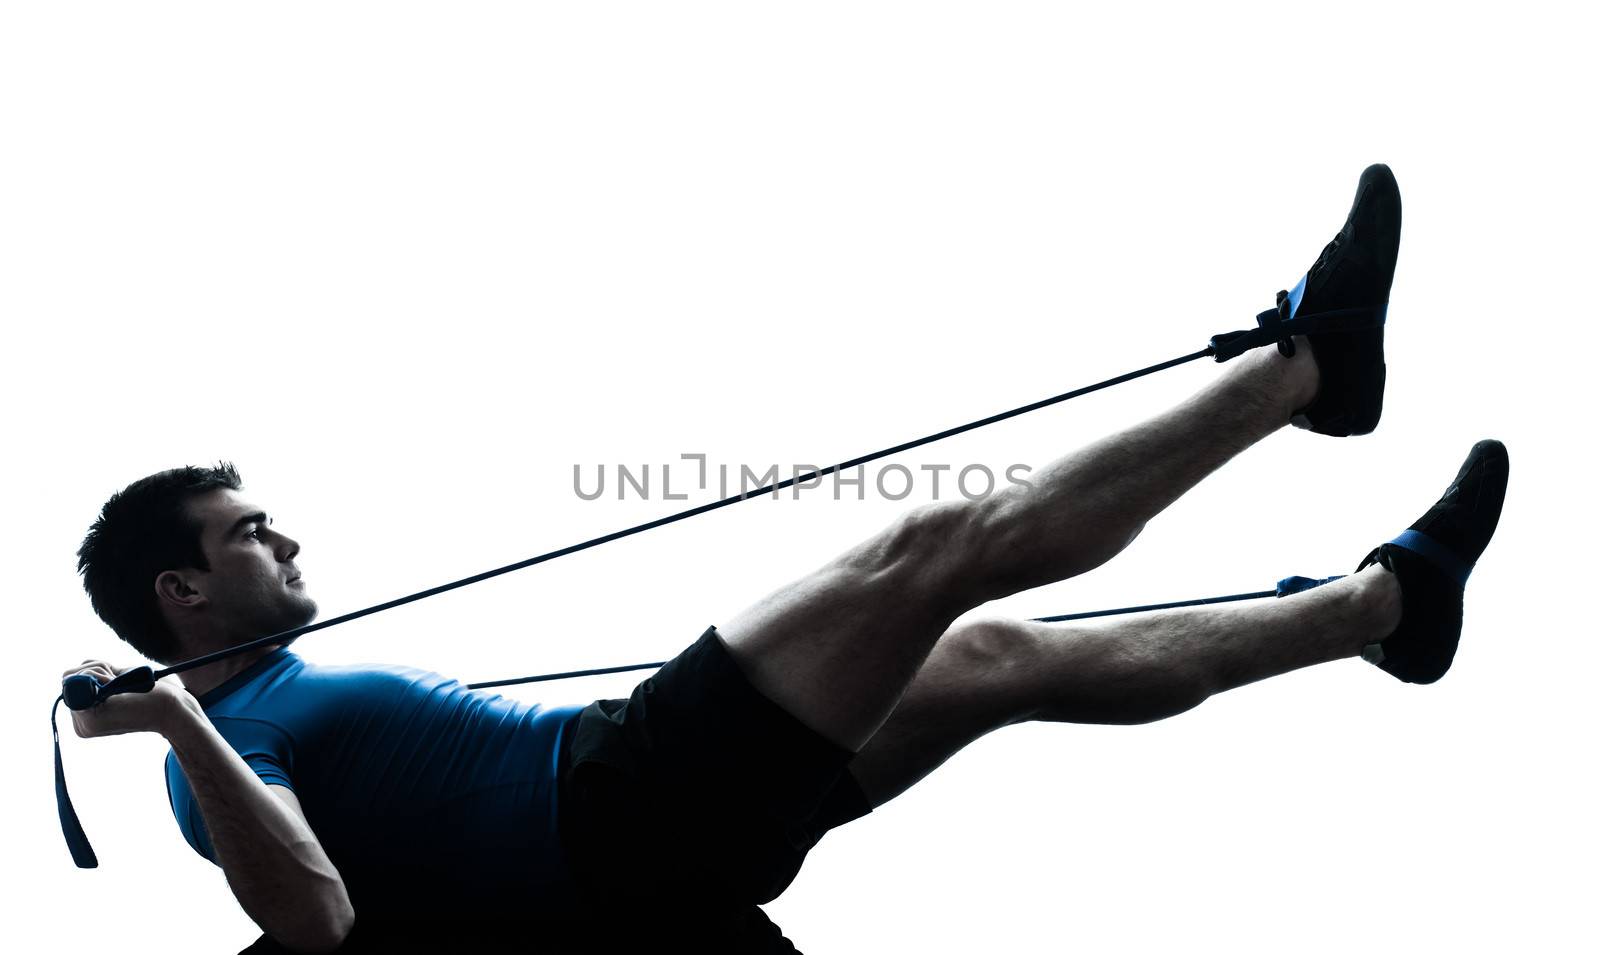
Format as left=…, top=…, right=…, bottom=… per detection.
left=717, top=338, right=1321, bottom=752
left=847, top=561, right=1402, bottom=806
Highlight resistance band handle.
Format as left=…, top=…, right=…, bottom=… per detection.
left=62, top=667, right=156, bottom=711
left=53, top=695, right=99, bottom=868
left=55, top=666, right=155, bottom=867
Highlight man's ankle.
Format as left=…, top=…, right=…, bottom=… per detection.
left=1282, top=334, right=1321, bottom=414
left=1357, top=561, right=1403, bottom=645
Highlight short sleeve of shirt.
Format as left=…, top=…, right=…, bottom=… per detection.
left=164, top=717, right=296, bottom=864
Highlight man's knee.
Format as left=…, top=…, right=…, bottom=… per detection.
left=938, top=617, right=1045, bottom=715
left=947, top=617, right=1038, bottom=667
left=852, top=499, right=988, bottom=584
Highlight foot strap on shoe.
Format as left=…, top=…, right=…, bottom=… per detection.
left=1389, top=528, right=1474, bottom=589
left=1208, top=277, right=1387, bottom=363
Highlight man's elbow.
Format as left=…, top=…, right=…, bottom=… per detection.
left=318, top=899, right=357, bottom=953
left=274, top=889, right=355, bottom=953
left=279, top=919, right=352, bottom=954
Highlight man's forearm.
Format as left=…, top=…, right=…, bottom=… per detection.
left=163, top=700, right=354, bottom=952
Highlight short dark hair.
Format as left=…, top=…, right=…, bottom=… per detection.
left=77, top=463, right=243, bottom=663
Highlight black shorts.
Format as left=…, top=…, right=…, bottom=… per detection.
left=554, top=626, right=874, bottom=949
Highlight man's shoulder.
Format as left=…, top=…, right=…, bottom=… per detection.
left=293, top=659, right=462, bottom=699
left=212, top=655, right=439, bottom=706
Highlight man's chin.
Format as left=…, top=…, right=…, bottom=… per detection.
left=292, top=599, right=319, bottom=628
left=267, top=600, right=319, bottom=637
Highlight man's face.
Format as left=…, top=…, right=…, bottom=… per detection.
left=182, top=488, right=318, bottom=643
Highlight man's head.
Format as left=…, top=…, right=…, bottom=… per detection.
left=77, top=464, right=318, bottom=664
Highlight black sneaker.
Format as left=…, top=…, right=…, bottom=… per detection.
left=1207, top=165, right=1400, bottom=436
left=1288, top=164, right=1402, bottom=436
left=1356, top=439, right=1510, bottom=684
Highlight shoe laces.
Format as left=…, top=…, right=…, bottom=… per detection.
left=1308, top=231, right=1345, bottom=280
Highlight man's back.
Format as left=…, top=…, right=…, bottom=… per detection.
left=164, top=647, right=586, bottom=926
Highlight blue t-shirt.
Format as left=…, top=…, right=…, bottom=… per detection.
left=163, top=646, right=586, bottom=922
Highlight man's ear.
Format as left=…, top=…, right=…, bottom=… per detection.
left=154, top=570, right=208, bottom=611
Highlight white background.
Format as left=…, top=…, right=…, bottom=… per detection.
left=3, top=2, right=1594, bottom=952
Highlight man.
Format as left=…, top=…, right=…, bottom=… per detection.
left=66, top=165, right=1509, bottom=953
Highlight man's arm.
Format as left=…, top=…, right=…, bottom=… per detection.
left=67, top=661, right=355, bottom=953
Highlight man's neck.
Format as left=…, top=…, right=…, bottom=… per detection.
left=176, top=643, right=286, bottom=699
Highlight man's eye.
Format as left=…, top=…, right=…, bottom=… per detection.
left=248, top=528, right=264, bottom=540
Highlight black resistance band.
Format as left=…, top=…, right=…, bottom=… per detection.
left=54, top=298, right=1384, bottom=867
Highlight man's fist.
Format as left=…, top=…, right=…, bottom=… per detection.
left=61, top=660, right=198, bottom=739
